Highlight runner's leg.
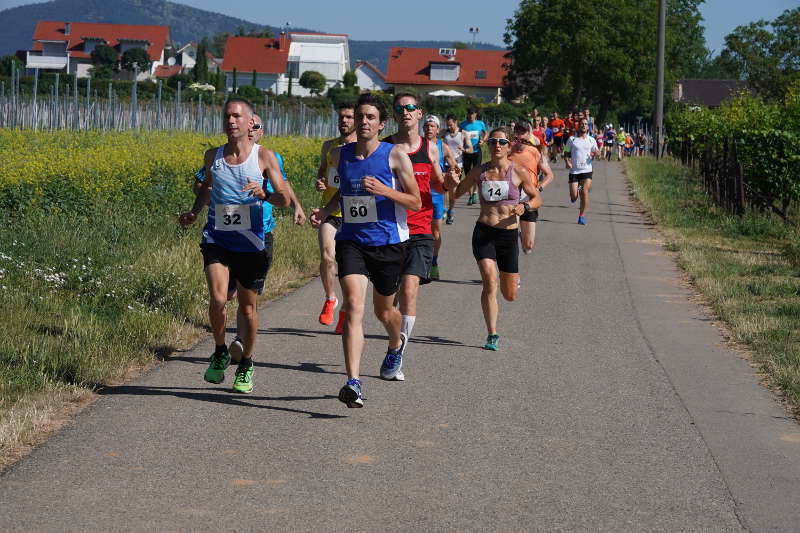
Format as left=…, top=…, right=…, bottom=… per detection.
left=340, top=274, right=368, bottom=379
left=205, top=263, right=230, bottom=346
left=478, top=258, right=499, bottom=335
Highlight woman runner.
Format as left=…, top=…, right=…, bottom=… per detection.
left=450, top=127, right=541, bottom=351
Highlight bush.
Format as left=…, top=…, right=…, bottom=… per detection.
left=236, top=84, right=262, bottom=100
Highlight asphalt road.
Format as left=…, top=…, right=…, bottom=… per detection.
left=2, top=161, right=799, bottom=532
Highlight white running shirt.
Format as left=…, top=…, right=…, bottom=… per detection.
left=567, top=135, right=599, bottom=174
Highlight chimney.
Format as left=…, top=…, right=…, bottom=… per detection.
left=279, top=32, right=288, bottom=50
left=65, top=22, right=71, bottom=36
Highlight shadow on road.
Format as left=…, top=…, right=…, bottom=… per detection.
left=434, top=279, right=482, bottom=286
left=97, top=385, right=346, bottom=419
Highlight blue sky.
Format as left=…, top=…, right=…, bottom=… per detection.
left=0, top=0, right=796, bottom=52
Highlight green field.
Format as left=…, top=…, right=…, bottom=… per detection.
left=0, top=130, right=322, bottom=465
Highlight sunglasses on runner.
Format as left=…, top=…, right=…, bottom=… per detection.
left=393, top=104, right=419, bottom=114
left=487, top=137, right=511, bottom=146
left=251, top=123, right=262, bottom=130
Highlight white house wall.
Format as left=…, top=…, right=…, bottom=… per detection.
left=355, top=67, right=386, bottom=91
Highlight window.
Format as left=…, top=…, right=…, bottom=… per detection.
left=475, top=70, right=487, bottom=80
left=430, top=62, right=459, bottom=81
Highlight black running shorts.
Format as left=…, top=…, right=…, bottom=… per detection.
left=402, top=234, right=435, bottom=284
left=519, top=208, right=539, bottom=223
left=323, top=215, right=343, bottom=230
left=335, top=239, right=407, bottom=296
left=462, top=151, right=482, bottom=174
left=202, top=235, right=273, bottom=295
left=471, top=222, right=519, bottom=274
left=568, top=172, right=592, bottom=184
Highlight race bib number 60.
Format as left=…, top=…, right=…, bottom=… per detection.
left=481, top=180, right=509, bottom=202
left=214, top=204, right=252, bottom=231
left=343, top=195, right=377, bottom=223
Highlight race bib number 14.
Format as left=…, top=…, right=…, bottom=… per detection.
left=481, top=180, right=509, bottom=202
left=343, top=195, right=377, bottom=223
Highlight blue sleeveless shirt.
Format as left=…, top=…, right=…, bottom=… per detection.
left=431, top=138, right=444, bottom=201
left=202, top=144, right=266, bottom=252
left=335, top=142, right=409, bottom=246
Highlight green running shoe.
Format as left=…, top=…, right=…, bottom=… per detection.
left=204, top=349, right=230, bottom=384
left=232, top=365, right=254, bottom=393
left=430, top=265, right=440, bottom=280
left=484, top=334, right=500, bottom=351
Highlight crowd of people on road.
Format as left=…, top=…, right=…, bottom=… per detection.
left=179, top=94, right=627, bottom=408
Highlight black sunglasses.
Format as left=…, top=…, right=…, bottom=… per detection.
left=251, top=123, right=262, bottom=130
left=393, top=103, right=419, bottom=114
left=487, top=137, right=511, bottom=146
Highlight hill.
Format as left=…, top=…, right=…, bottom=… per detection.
left=1, top=0, right=504, bottom=73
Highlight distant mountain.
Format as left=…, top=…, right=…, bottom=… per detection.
left=1, top=0, right=504, bottom=73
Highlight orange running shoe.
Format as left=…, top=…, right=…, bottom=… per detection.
left=334, top=311, right=347, bottom=334
left=319, top=297, right=338, bottom=325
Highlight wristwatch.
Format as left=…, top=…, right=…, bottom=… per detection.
left=519, top=202, right=532, bottom=212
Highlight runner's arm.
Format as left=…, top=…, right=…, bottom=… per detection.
left=462, top=131, right=474, bottom=154
left=442, top=142, right=457, bottom=170
left=255, top=147, right=291, bottom=207
left=315, top=139, right=331, bottom=192
left=452, top=165, right=480, bottom=200
left=374, top=146, right=420, bottom=211
left=516, top=166, right=542, bottom=213
left=311, top=147, right=342, bottom=226
left=537, top=156, right=555, bottom=189
left=179, top=149, right=214, bottom=226
left=428, top=141, right=445, bottom=194
left=564, top=139, right=573, bottom=169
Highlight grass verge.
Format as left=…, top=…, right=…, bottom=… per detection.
left=625, top=157, right=800, bottom=414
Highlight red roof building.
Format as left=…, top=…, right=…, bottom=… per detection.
left=25, top=20, right=171, bottom=79
left=221, top=32, right=350, bottom=97
left=386, top=47, right=509, bottom=103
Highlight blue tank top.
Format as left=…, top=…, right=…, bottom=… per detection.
left=202, top=144, right=266, bottom=252
left=335, top=142, right=409, bottom=246
left=431, top=138, right=444, bottom=200
left=196, top=150, right=286, bottom=235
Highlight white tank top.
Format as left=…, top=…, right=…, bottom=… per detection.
left=444, top=130, right=465, bottom=166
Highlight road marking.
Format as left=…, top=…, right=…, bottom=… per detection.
left=345, top=455, right=375, bottom=464
left=781, top=434, right=800, bottom=443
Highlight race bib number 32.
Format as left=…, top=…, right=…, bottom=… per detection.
left=214, top=204, right=252, bottom=231
left=343, top=195, right=377, bottom=223
left=481, top=180, right=509, bottom=202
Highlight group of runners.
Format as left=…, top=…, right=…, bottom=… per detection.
left=179, top=93, right=609, bottom=408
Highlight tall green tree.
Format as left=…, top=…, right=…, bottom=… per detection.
left=505, top=0, right=707, bottom=120
left=91, top=44, right=118, bottom=68
left=716, top=8, right=800, bottom=99
left=192, top=39, right=209, bottom=83
left=121, top=48, right=151, bottom=73
left=0, top=55, right=23, bottom=77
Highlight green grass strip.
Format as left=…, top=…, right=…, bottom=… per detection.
left=626, top=157, right=800, bottom=413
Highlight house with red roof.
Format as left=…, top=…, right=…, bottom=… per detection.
left=222, top=32, right=349, bottom=96
left=25, top=21, right=171, bottom=79
left=354, top=60, right=387, bottom=92
left=386, top=47, right=509, bottom=103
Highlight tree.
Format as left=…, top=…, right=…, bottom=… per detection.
left=0, top=55, right=23, bottom=76
left=342, top=70, right=357, bottom=88
left=715, top=8, right=800, bottom=99
left=192, top=39, right=209, bottom=83
left=452, top=41, right=469, bottom=50
left=504, top=0, right=708, bottom=120
left=91, top=44, right=118, bottom=69
left=299, top=70, right=326, bottom=95
left=90, top=65, right=114, bottom=80
left=237, top=85, right=261, bottom=100
left=121, top=48, right=151, bottom=74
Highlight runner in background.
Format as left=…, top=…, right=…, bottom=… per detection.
left=315, top=103, right=356, bottom=334
left=510, top=120, right=554, bottom=254
left=443, top=114, right=472, bottom=225
left=548, top=112, right=565, bottom=162
left=566, top=118, right=600, bottom=225
left=423, top=114, right=454, bottom=280
left=460, top=107, right=488, bottom=206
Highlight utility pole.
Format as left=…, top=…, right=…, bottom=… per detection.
left=654, top=0, right=666, bottom=159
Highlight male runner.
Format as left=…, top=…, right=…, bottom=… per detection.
left=422, top=114, right=454, bottom=280
left=179, top=98, right=290, bottom=393
left=315, top=102, right=356, bottom=333
left=548, top=112, right=565, bottom=161
left=460, top=107, right=488, bottom=205
left=443, top=114, right=471, bottom=224
left=566, top=118, right=600, bottom=225
left=310, top=92, right=421, bottom=408
left=380, top=94, right=445, bottom=381
left=186, top=114, right=305, bottom=363
left=510, top=120, right=554, bottom=253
